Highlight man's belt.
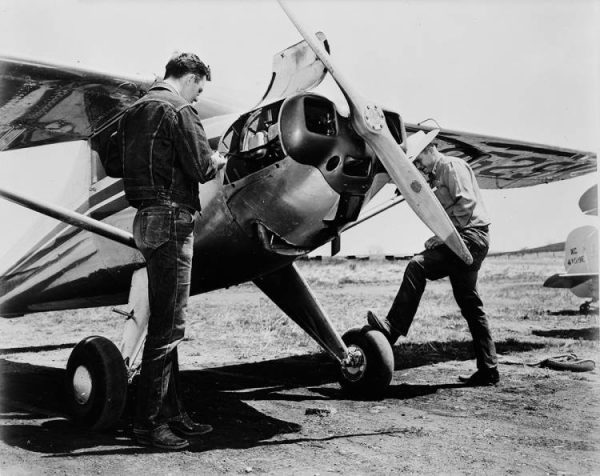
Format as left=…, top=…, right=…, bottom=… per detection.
left=137, top=199, right=195, bottom=213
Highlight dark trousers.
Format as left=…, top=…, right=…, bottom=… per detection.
left=132, top=205, right=195, bottom=429
left=387, top=227, right=497, bottom=371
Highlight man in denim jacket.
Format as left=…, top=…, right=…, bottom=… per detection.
left=367, top=143, right=499, bottom=387
left=118, top=52, right=226, bottom=450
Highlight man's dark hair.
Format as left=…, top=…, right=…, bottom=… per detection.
left=164, top=52, right=211, bottom=81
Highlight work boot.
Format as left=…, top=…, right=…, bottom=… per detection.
left=367, top=311, right=401, bottom=345
left=169, top=414, right=213, bottom=438
left=134, top=424, right=190, bottom=450
left=458, top=368, right=500, bottom=386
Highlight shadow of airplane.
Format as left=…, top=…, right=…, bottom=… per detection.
left=547, top=308, right=599, bottom=316
left=391, top=339, right=546, bottom=370
left=532, top=327, right=599, bottom=341
left=0, top=343, right=76, bottom=356
left=0, top=337, right=546, bottom=456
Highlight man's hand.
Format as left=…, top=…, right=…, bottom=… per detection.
left=424, top=235, right=443, bottom=249
left=210, top=151, right=228, bottom=171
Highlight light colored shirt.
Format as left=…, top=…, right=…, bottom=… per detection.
left=432, top=154, right=491, bottom=229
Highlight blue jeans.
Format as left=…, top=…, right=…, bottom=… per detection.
left=132, top=205, right=195, bottom=429
left=387, top=227, right=498, bottom=372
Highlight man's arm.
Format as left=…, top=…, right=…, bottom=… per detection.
left=444, top=161, right=478, bottom=225
left=173, top=105, right=217, bottom=183
left=424, top=235, right=443, bottom=249
left=426, top=161, right=477, bottom=246
left=445, top=162, right=476, bottom=206
left=100, top=130, right=124, bottom=178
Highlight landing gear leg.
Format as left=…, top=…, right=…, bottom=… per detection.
left=254, top=263, right=394, bottom=398
left=118, top=267, right=150, bottom=377
left=65, top=268, right=150, bottom=430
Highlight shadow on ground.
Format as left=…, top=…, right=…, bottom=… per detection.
left=0, top=337, right=545, bottom=456
left=532, top=327, right=599, bottom=341
left=0, top=343, right=77, bottom=356
left=391, top=338, right=545, bottom=370
left=547, top=308, right=598, bottom=316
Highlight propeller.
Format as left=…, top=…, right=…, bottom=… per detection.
left=278, top=0, right=472, bottom=265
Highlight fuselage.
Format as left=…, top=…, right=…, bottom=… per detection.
left=0, top=92, right=393, bottom=316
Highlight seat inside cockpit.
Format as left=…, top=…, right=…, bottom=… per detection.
left=219, top=101, right=285, bottom=184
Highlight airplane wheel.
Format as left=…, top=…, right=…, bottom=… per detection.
left=66, top=336, right=128, bottom=430
left=580, top=302, right=591, bottom=315
left=338, top=326, right=394, bottom=399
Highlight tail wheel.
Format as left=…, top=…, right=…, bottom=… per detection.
left=338, top=326, right=394, bottom=399
left=580, top=301, right=591, bottom=315
left=66, top=336, right=128, bottom=430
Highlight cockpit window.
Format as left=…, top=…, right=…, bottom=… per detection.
left=221, top=101, right=285, bottom=184
left=220, top=127, right=236, bottom=154
left=241, top=108, right=274, bottom=152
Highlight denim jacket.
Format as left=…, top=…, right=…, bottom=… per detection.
left=118, top=82, right=216, bottom=211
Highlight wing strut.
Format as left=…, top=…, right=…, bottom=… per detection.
left=0, top=186, right=136, bottom=248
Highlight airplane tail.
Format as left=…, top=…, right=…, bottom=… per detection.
left=564, top=225, right=598, bottom=275
left=545, top=225, right=599, bottom=300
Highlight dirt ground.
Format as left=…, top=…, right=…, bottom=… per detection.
left=1, top=254, right=599, bottom=475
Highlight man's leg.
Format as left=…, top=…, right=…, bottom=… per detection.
left=449, top=270, right=498, bottom=378
left=148, top=208, right=211, bottom=437
left=132, top=206, right=194, bottom=448
left=160, top=347, right=213, bottom=437
left=387, top=247, right=453, bottom=336
left=160, top=347, right=183, bottom=420
left=369, top=246, right=453, bottom=343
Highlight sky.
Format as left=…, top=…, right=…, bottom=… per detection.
left=0, top=0, right=598, bottom=261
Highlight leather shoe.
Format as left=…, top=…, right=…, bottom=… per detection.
left=134, top=424, right=189, bottom=450
left=169, top=414, right=213, bottom=437
left=367, top=311, right=400, bottom=345
left=458, top=368, right=500, bottom=386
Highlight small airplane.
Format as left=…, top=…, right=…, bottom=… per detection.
left=0, top=1, right=596, bottom=430
left=544, top=185, right=598, bottom=313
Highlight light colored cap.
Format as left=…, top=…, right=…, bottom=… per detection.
left=406, top=129, right=440, bottom=161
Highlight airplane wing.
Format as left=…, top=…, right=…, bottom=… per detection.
left=406, top=124, right=596, bottom=189
left=0, top=55, right=238, bottom=152
left=544, top=272, right=599, bottom=289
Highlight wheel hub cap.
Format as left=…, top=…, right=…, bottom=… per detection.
left=73, top=365, right=93, bottom=405
left=341, top=345, right=367, bottom=382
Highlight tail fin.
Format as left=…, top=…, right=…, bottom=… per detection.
left=564, top=225, right=598, bottom=275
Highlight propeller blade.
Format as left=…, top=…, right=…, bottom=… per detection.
left=278, top=0, right=473, bottom=265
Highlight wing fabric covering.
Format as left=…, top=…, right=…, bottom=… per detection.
left=0, top=56, right=239, bottom=152
left=407, top=125, right=597, bottom=189
left=0, top=56, right=155, bottom=151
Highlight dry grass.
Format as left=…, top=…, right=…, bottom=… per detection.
left=1, top=251, right=597, bottom=368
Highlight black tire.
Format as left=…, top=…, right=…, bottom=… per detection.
left=580, top=302, right=591, bottom=314
left=338, top=326, right=394, bottom=399
left=65, top=336, right=128, bottom=430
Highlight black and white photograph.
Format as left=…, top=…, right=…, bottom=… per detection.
left=0, top=0, right=598, bottom=474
